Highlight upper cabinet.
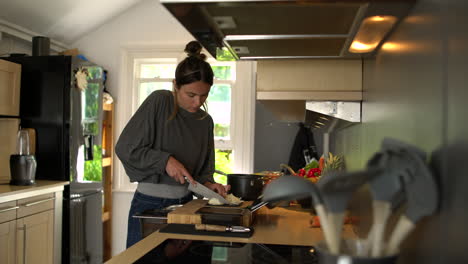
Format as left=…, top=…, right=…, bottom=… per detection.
left=256, top=59, right=362, bottom=101
left=0, top=60, right=21, bottom=116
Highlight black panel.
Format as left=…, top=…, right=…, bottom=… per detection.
left=4, top=56, right=72, bottom=181
left=229, top=38, right=346, bottom=57
left=206, top=3, right=360, bottom=35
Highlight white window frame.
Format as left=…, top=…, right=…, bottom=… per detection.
left=206, top=58, right=236, bottom=151
left=115, top=46, right=256, bottom=191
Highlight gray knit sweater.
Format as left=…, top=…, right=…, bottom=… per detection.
left=115, top=90, right=215, bottom=195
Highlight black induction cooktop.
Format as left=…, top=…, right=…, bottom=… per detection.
left=135, top=240, right=317, bottom=264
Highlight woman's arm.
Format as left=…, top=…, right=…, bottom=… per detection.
left=115, top=92, right=171, bottom=182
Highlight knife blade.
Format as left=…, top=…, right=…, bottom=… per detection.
left=186, top=177, right=231, bottom=205
left=195, top=224, right=251, bottom=233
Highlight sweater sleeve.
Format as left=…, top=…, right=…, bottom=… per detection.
left=196, top=117, right=216, bottom=184
left=115, top=92, right=171, bottom=183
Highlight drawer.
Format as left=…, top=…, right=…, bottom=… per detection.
left=0, top=200, right=18, bottom=224
left=17, top=193, right=54, bottom=218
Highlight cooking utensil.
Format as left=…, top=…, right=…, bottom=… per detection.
left=196, top=206, right=253, bottom=226
left=246, top=195, right=269, bottom=213
left=385, top=150, right=438, bottom=255
left=360, top=187, right=405, bottom=257
left=366, top=138, right=428, bottom=257
left=186, top=177, right=231, bottom=205
left=365, top=151, right=404, bottom=257
left=261, top=176, right=334, bottom=255
left=317, top=169, right=380, bottom=255
left=132, top=204, right=185, bottom=238
left=195, top=224, right=251, bottom=232
left=215, top=170, right=266, bottom=201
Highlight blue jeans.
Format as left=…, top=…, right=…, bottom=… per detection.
left=127, top=191, right=193, bottom=248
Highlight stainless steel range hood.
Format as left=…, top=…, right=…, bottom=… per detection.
left=161, top=0, right=415, bottom=60
left=306, top=101, right=361, bottom=132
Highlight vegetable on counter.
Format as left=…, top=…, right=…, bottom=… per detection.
left=298, top=168, right=306, bottom=177
left=309, top=214, right=359, bottom=228
left=295, top=152, right=344, bottom=183
left=319, top=155, right=325, bottom=171
left=322, top=152, right=344, bottom=175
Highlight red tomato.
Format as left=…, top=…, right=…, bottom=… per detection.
left=307, top=168, right=321, bottom=178
left=298, top=168, right=306, bottom=177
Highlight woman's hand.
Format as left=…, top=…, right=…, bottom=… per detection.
left=165, top=156, right=194, bottom=184
left=204, top=182, right=231, bottom=197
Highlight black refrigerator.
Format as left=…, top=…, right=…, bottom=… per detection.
left=5, top=55, right=104, bottom=264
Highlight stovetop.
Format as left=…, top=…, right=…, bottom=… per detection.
left=136, top=240, right=318, bottom=264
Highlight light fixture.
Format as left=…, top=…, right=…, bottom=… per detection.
left=349, top=15, right=398, bottom=53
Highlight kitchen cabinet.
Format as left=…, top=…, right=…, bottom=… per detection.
left=256, top=59, right=362, bottom=100
left=102, top=101, right=114, bottom=261
left=0, top=193, right=54, bottom=264
left=0, top=119, right=20, bottom=183
left=0, top=202, right=16, bottom=264
left=1, top=212, right=54, bottom=264
left=0, top=59, right=21, bottom=116
left=16, top=210, right=54, bottom=264
left=0, top=181, right=67, bottom=264
left=256, top=59, right=362, bottom=121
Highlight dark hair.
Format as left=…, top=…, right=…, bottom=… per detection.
left=175, top=41, right=214, bottom=86
left=170, top=41, right=213, bottom=120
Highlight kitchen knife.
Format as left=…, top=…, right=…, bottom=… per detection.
left=195, top=224, right=251, bottom=233
left=186, top=177, right=231, bottom=205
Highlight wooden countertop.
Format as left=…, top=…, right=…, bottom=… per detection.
left=0, top=180, right=69, bottom=203
left=106, top=199, right=357, bottom=264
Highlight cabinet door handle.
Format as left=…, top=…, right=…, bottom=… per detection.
left=18, top=225, right=27, bottom=264
left=0, top=206, right=19, bottom=213
left=23, top=197, right=55, bottom=207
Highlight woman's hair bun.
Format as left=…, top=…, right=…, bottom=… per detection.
left=184, top=41, right=206, bottom=60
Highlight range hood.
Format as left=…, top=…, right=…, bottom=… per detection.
left=161, top=0, right=415, bottom=60
left=306, top=101, right=361, bottom=132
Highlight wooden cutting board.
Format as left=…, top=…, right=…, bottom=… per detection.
left=167, top=199, right=254, bottom=227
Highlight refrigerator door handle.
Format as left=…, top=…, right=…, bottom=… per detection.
left=84, top=135, right=94, bottom=161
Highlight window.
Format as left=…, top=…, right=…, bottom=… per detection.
left=133, top=57, right=237, bottom=184
left=116, top=47, right=255, bottom=191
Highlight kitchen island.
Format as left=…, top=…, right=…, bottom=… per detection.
left=106, top=199, right=357, bottom=263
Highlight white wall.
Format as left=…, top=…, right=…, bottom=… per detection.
left=72, top=0, right=194, bottom=256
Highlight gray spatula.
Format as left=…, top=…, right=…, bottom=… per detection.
left=366, top=152, right=404, bottom=257
left=367, top=138, right=428, bottom=257
left=385, top=150, right=438, bottom=255
left=317, top=169, right=380, bottom=254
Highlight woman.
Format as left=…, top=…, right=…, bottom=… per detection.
left=115, top=41, right=228, bottom=249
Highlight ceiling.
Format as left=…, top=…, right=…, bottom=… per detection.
left=0, top=0, right=143, bottom=45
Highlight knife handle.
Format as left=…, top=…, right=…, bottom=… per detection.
left=195, top=224, right=227, bottom=232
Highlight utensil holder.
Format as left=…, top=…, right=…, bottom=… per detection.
left=315, top=239, right=398, bottom=264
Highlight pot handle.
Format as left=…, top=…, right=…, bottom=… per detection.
left=214, top=169, right=227, bottom=176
